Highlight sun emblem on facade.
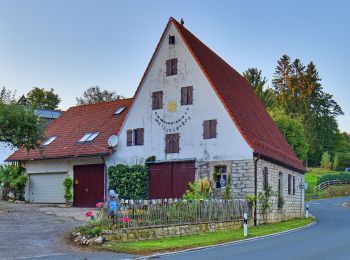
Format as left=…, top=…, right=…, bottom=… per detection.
left=167, top=100, right=177, bottom=113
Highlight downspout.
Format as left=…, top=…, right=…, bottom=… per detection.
left=101, top=156, right=107, bottom=196
left=254, top=152, right=260, bottom=226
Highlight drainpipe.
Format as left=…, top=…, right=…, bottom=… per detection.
left=101, top=156, right=107, bottom=196
left=254, top=153, right=260, bottom=226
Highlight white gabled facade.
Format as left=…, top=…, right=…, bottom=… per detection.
left=107, top=22, right=252, bottom=167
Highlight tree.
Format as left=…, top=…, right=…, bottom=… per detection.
left=26, top=87, right=61, bottom=110
left=269, top=109, right=308, bottom=161
left=320, top=151, right=331, bottom=170
left=0, top=87, right=16, bottom=104
left=333, top=154, right=339, bottom=171
left=76, top=86, right=124, bottom=105
left=0, top=102, right=45, bottom=151
left=243, top=68, right=276, bottom=109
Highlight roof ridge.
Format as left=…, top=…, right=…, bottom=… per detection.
left=69, top=97, right=133, bottom=110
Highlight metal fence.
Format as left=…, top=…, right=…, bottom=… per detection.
left=314, top=179, right=349, bottom=192
left=111, top=198, right=249, bottom=229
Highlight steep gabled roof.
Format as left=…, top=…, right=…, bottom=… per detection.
left=134, top=17, right=305, bottom=172
left=7, top=98, right=133, bottom=161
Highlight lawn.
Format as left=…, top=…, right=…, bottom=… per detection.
left=103, top=218, right=314, bottom=255
left=305, top=168, right=337, bottom=200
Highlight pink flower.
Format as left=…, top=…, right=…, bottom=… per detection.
left=96, top=202, right=104, bottom=208
left=85, top=211, right=93, bottom=218
left=118, top=217, right=130, bottom=223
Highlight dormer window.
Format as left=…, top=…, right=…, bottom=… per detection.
left=114, top=106, right=126, bottom=115
left=78, top=132, right=99, bottom=143
left=169, top=35, right=175, bottom=45
left=42, top=136, right=57, bottom=146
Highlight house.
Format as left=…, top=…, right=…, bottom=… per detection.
left=7, top=98, right=132, bottom=206
left=106, top=17, right=306, bottom=221
left=0, top=108, right=62, bottom=164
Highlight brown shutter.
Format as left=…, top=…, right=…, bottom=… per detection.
left=165, top=134, right=170, bottom=153
left=166, top=60, right=171, bottom=76
left=159, top=91, right=163, bottom=109
left=173, top=133, right=179, bottom=153
left=210, top=119, right=217, bottom=138
left=139, top=128, right=144, bottom=145
left=188, top=86, right=193, bottom=105
left=171, top=58, right=177, bottom=75
left=152, top=92, right=156, bottom=110
left=127, top=130, right=133, bottom=146
left=203, top=120, right=210, bottom=139
left=293, top=176, right=295, bottom=195
left=288, top=175, right=291, bottom=194
left=181, top=87, right=187, bottom=105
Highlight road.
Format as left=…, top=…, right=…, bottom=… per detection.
left=161, top=196, right=350, bottom=260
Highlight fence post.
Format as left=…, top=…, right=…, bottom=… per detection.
left=306, top=204, right=309, bottom=218
left=243, top=213, right=248, bottom=237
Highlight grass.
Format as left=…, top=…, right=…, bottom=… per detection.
left=305, top=167, right=338, bottom=201
left=102, top=218, right=314, bottom=255
left=315, top=185, right=350, bottom=199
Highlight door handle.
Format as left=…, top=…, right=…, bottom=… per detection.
left=85, top=188, right=89, bottom=192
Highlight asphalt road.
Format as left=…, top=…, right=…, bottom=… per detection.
left=161, top=196, right=350, bottom=260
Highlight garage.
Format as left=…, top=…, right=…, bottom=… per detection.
left=149, top=161, right=195, bottom=199
left=29, top=173, right=66, bottom=203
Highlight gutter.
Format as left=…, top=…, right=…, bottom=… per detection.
left=254, top=152, right=260, bottom=226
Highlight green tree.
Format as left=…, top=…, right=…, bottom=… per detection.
left=76, top=86, right=124, bottom=105
left=0, top=102, right=45, bottom=150
left=243, top=68, right=276, bottom=109
left=26, top=87, right=61, bottom=110
left=320, top=151, right=331, bottom=170
left=269, top=109, right=308, bottom=161
left=0, top=87, right=16, bottom=104
left=333, top=154, right=339, bottom=171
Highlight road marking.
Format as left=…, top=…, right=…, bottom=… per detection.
left=11, top=253, right=67, bottom=259
left=308, top=203, right=320, bottom=205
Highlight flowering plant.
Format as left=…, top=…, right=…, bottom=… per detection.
left=96, top=202, right=104, bottom=208
left=85, top=210, right=94, bottom=221
left=118, top=216, right=130, bottom=223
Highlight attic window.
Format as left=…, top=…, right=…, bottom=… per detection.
left=42, top=136, right=57, bottom=146
left=169, top=35, right=175, bottom=45
left=114, top=106, right=126, bottom=115
left=78, top=132, right=100, bottom=143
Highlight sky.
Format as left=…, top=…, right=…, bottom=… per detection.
left=0, top=0, right=349, bottom=131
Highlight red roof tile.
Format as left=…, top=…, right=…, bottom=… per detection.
left=171, top=18, right=305, bottom=172
left=7, top=98, right=133, bottom=161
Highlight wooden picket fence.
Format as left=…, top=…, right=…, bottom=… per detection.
left=113, top=198, right=249, bottom=229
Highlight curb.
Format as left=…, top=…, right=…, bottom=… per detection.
left=136, top=218, right=317, bottom=259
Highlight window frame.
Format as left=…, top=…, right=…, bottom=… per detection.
left=288, top=174, right=292, bottom=195
left=78, top=132, right=100, bottom=143
left=263, top=167, right=269, bottom=191
left=42, top=136, right=57, bottom=146
left=165, top=133, right=180, bottom=154
left=126, top=128, right=144, bottom=146
left=166, top=58, right=177, bottom=76
left=181, top=86, right=193, bottom=106
left=203, top=119, right=217, bottom=139
left=152, top=91, right=163, bottom=110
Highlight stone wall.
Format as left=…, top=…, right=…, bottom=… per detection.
left=102, top=220, right=251, bottom=242
left=231, top=160, right=255, bottom=198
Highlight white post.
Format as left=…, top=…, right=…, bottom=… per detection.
left=243, top=213, right=248, bottom=237
left=306, top=204, right=309, bottom=218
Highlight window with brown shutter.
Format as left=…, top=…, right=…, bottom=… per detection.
left=152, top=91, right=163, bottom=110
left=181, top=86, right=193, bottom=105
left=165, top=133, right=180, bottom=153
left=263, top=167, right=269, bottom=191
left=134, top=128, right=144, bottom=146
left=288, top=174, right=292, bottom=194
left=293, top=176, right=296, bottom=195
left=166, top=58, right=177, bottom=76
left=127, top=130, right=133, bottom=146
left=203, top=119, right=217, bottom=139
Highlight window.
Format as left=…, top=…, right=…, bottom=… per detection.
left=166, top=58, right=177, bottom=76
left=293, top=176, right=296, bottom=195
left=203, top=119, right=217, bottom=139
left=169, top=35, right=175, bottom=45
left=126, top=128, right=144, bottom=146
left=214, top=165, right=227, bottom=188
left=42, top=136, right=57, bottom=146
left=78, top=132, right=99, bottom=143
left=152, top=91, right=163, bottom=110
left=181, top=86, right=193, bottom=105
left=263, top=167, right=269, bottom=191
left=165, top=133, right=179, bottom=153
left=114, top=106, right=126, bottom=115
left=278, top=172, right=283, bottom=196
left=288, top=174, right=292, bottom=195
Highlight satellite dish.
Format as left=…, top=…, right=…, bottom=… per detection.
left=108, top=135, right=119, bottom=148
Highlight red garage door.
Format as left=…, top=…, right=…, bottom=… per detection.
left=73, top=164, right=105, bottom=207
left=149, top=161, right=195, bottom=199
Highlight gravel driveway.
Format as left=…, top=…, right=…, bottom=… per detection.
left=0, top=200, right=135, bottom=260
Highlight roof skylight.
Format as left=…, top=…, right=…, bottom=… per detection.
left=78, top=132, right=100, bottom=143
left=42, top=136, right=57, bottom=146
left=114, top=106, right=126, bottom=115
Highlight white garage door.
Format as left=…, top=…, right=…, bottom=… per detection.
left=29, top=173, right=66, bottom=203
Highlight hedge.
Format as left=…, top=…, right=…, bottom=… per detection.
left=317, top=172, right=350, bottom=186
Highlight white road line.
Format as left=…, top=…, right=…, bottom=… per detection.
left=11, top=253, right=67, bottom=259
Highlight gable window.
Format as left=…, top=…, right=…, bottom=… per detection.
left=78, top=132, right=99, bottom=143
left=126, top=128, right=144, bottom=146
left=214, top=165, right=227, bottom=188
left=181, top=86, right=193, bottom=105
left=203, top=119, right=217, bottom=139
left=165, top=133, right=179, bottom=153
left=263, top=167, right=269, bottom=191
left=288, top=174, right=292, bottom=195
left=152, top=91, right=163, bottom=110
left=42, top=136, right=57, bottom=146
left=114, top=106, right=126, bottom=115
left=169, top=35, right=175, bottom=45
left=166, top=58, right=177, bottom=76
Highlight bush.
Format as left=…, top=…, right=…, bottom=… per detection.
left=0, top=164, right=27, bottom=200
left=108, top=164, right=148, bottom=199
left=63, top=175, right=73, bottom=204
left=182, top=178, right=211, bottom=200
left=337, top=153, right=350, bottom=171
left=320, top=151, right=331, bottom=170
left=317, top=172, right=350, bottom=185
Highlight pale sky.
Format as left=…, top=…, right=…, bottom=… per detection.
left=0, top=0, right=349, bottom=131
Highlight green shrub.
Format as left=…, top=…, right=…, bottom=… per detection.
left=0, top=164, right=27, bottom=200
left=63, top=175, right=73, bottom=204
left=317, top=172, right=350, bottom=185
left=337, top=153, right=350, bottom=171
left=108, top=164, right=148, bottom=199
left=320, top=151, right=331, bottom=170
left=182, top=178, right=211, bottom=200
